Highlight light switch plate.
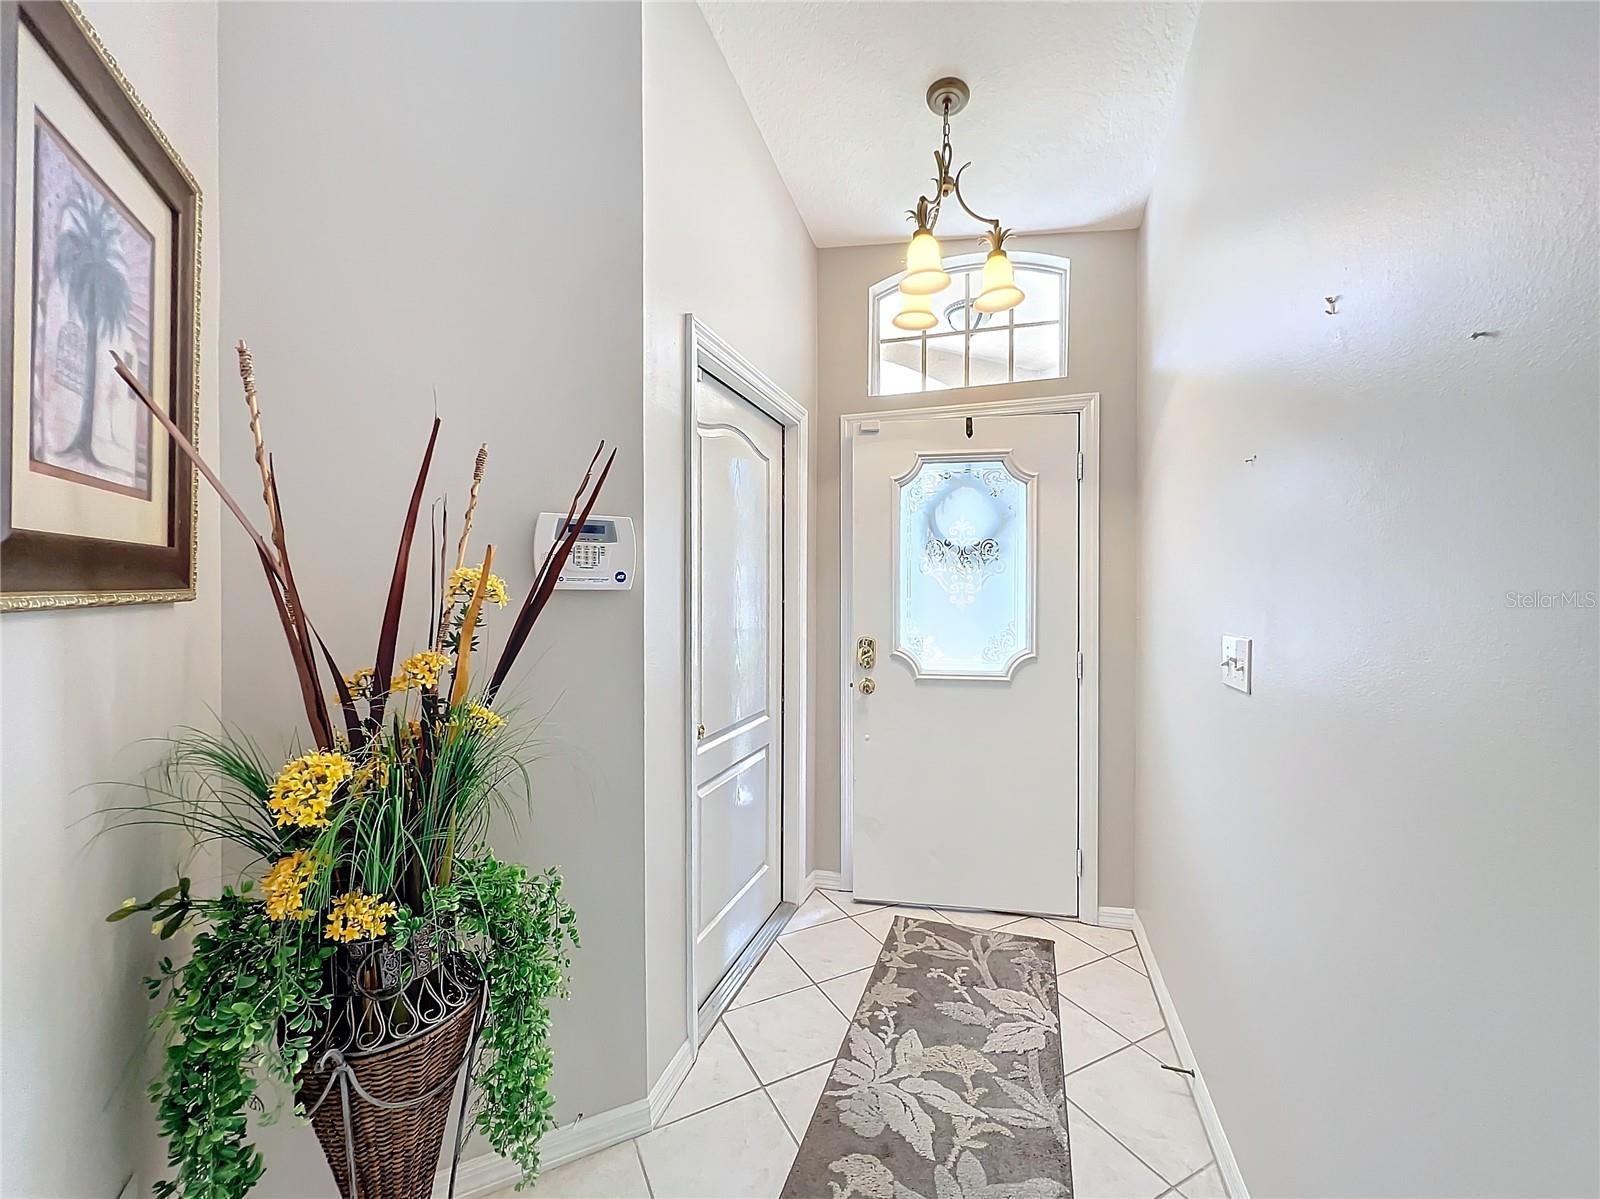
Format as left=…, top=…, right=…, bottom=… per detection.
left=1221, top=635, right=1252, bottom=693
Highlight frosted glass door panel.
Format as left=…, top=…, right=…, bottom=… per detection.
left=895, top=456, right=1035, bottom=679
left=699, top=428, right=771, bottom=733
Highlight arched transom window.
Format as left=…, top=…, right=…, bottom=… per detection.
left=869, top=252, right=1069, bottom=396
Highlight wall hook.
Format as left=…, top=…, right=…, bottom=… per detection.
left=965, top=416, right=974, bottom=439
left=1470, top=330, right=1498, bottom=340
left=1324, top=295, right=1340, bottom=315
left=1244, top=455, right=1258, bottom=465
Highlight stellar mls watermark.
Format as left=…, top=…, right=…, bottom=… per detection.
left=1504, top=589, right=1598, bottom=609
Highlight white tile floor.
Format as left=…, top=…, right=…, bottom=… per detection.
left=504, top=891, right=1226, bottom=1199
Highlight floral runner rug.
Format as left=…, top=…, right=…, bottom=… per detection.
left=782, top=915, right=1073, bottom=1199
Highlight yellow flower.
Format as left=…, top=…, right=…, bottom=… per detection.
left=268, top=750, right=353, bottom=829
left=324, top=891, right=401, bottom=944
left=261, top=850, right=319, bottom=922
left=391, top=649, right=451, bottom=692
left=447, top=566, right=509, bottom=609
left=350, top=756, right=390, bottom=795
left=341, top=667, right=374, bottom=699
left=465, top=702, right=505, bottom=734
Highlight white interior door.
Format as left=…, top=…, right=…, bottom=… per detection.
left=849, top=411, right=1080, bottom=916
left=692, top=372, right=785, bottom=1004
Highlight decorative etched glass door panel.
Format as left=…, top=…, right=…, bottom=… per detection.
left=893, top=454, right=1036, bottom=679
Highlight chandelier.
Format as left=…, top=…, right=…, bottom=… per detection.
left=894, top=77, right=1024, bottom=331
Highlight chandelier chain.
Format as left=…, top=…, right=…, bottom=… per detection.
left=913, top=90, right=1004, bottom=240
left=894, top=77, right=1025, bottom=325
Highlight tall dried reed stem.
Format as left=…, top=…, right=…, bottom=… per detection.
left=454, top=444, right=488, bottom=573
left=435, top=445, right=489, bottom=652
left=236, top=340, right=278, bottom=549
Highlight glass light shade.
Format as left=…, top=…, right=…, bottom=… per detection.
left=893, top=291, right=938, bottom=331
left=899, top=230, right=951, bottom=295
left=973, top=249, right=1025, bottom=313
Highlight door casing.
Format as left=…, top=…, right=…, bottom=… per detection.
left=684, top=315, right=810, bottom=1044
left=838, top=393, right=1102, bottom=923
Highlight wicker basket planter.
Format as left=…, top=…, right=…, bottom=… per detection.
left=298, top=941, right=486, bottom=1199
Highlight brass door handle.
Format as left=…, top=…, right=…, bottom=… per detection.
left=859, top=677, right=876, bottom=695
left=856, top=636, right=877, bottom=670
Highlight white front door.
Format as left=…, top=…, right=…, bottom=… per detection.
left=692, top=372, right=785, bottom=1004
left=849, top=411, right=1081, bottom=916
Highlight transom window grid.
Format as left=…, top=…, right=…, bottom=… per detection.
left=870, top=255, right=1069, bottom=397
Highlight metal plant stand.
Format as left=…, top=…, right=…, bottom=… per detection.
left=298, top=939, right=488, bottom=1199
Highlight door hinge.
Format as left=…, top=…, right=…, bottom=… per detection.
left=1076, top=651, right=1084, bottom=682
left=1076, top=451, right=1085, bottom=481
left=1076, top=848, right=1084, bottom=879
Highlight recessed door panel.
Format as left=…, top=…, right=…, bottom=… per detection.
left=696, top=749, right=772, bottom=936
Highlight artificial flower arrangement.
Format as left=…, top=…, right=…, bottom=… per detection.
left=102, top=345, right=613, bottom=1199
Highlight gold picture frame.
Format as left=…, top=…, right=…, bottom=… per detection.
left=1, top=0, right=201, bottom=611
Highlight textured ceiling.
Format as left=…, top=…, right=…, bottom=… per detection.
left=698, top=1, right=1200, bottom=247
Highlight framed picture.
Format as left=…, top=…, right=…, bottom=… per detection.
left=1, top=0, right=200, bottom=611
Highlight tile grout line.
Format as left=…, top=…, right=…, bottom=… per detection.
left=631, top=1136, right=655, bottom=1199
left=658, top=1001, right=832, bottom=1137
left=1056, top=947, right=1204, bottom=1184
left=813, top=888, right=850, bottom=918
left=651, top=1079, right=763, bottom=1131
left=786, top=898, right=853, bottom=932
left=718, top=1010, right=773, bottom=1090
left=818, top=979, right=861, bottom=1021
left=728, top=939, right=817, bottom=1012
left=1170, top=1158, right=1224, bottom=1196
left=1068, top=1091, right=1192, bottom=1195
left=1061, top=947, right=1148, bottom=981
left=759, top=1080, right=801, bottom=1149
left=1060, top=991, right=1134, bottom=1045
left=1057, top=951, right=1172, bottom=1044
left=1042, top=913, right=1139, bottom=954
left=1132, top=1030, right=1176, bottom=1067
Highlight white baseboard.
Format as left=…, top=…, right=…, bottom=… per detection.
left=1096, top=905, right=1135, bottom=930
left=807, top=869, right=849, bottom=892
left=435, top=1095, right=653, bottom=1198
left=648, top=1037, right=697, bottom=1125
left=1132, top=911, right=1249, bottom=1199
left=439, top=1150, right=520, bottom=1199
left=438, top=1037, right=695, bottom=1197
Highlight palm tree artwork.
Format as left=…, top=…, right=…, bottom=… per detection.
left=52, top=183, right=134, bottom=468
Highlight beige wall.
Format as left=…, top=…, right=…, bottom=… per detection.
left=641, top=1, right=819, bottom=1081
left=216, top=3, right=645, bottom=1191
left=814, top=233, right=1139, bottom=907
left=0, top=5, right=222, bottom=1197
left=1135, top=3, right=1599, bottom=1193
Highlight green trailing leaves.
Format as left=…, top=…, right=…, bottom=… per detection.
left=145, top=890, right=331, bottom=1199
left=448, top=853, right=578, bottom=1184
